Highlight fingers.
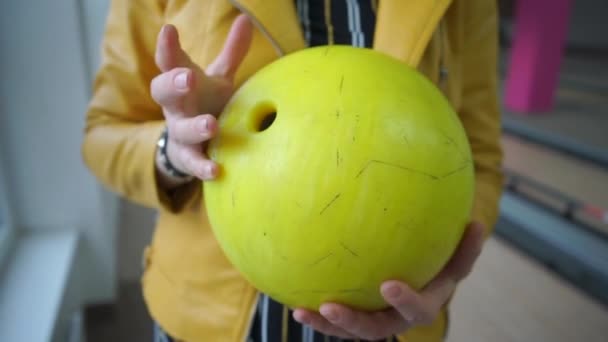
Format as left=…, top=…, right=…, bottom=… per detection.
left=168, top=114, right=217, bottom=145
left=440, top=222, right=485, bottom=281
left=319, top=303, right=407, bottom=340
left=155, top=24, right=193, bottom=72
left=153, top=14, right=253, bottom=118
left=151, top=68, right=195, bottom=114
left=292, top=309, right=355, bottom=339
left=291, top=223, right=486, bottom=340
left=381, top=282, right=438, bottom=326
left=207, top=14, right=254, bottom=80
left=151, top=66, right=231, bottom=116
left=202, top=14, right=254, bottom=113
left=415, top=222, right=485, bottom=315
left=156, top=15, right=253, bottom=78
left=381, top=222, right=486, bottom=326
left=167, top=143, right=218, bottom=180
left=160, top=114, right=219, bottom=181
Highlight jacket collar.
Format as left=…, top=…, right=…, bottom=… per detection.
left=228, top=0, right=306, bottom=55
left=374, top=0, right=453, bottom=66
left=230, top=0, right=452, bottom=66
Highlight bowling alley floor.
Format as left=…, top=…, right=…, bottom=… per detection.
left=447, top=48, right=608, bottom=341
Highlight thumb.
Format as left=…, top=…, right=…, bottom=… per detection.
left=207, top=14, right=254, bottom=80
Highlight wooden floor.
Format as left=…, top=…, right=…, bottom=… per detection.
left=449, top=237, right=608, bottom=342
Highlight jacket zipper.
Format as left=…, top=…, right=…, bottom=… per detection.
left=229, top=0, right=285, bottom=56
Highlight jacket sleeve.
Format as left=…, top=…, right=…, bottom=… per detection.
left=81, top=0, right=200, bottom=213
left=458, top=1, right=504, bottom=235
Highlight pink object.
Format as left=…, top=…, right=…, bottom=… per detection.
left=583, top=205, right=608, bottom=224
left=504, top=0, right=573, bottom=113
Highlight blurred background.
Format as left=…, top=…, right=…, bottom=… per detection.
left=0, top=0, right=606, bottom=341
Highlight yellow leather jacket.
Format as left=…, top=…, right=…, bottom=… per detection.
left=82, top=1, right=503, bottom=341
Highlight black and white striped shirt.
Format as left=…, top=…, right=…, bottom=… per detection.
left=295, top=0, right=378, bottom=48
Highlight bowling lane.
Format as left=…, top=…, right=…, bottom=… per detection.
left=501, top=134, right=608, bottom=236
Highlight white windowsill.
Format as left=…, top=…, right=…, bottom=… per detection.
left=0, top=229, right=80, bottom=342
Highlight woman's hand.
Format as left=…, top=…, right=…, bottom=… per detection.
left=151, top=14, right=253, bottom=188
left=293, top=222, right=486, bottom=340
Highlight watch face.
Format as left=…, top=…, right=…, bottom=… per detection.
left=157, top=128, right=168, bottom=148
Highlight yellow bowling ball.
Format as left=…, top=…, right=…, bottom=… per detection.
left=204, top=45, right=474, bottom=311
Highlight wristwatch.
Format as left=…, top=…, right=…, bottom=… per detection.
left=156, top=126, right=193, bottom=181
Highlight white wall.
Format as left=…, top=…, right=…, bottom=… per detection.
left=0, top=0, right=116, bottom=304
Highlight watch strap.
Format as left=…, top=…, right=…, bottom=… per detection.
left=156, top=127, right=192, bottom=179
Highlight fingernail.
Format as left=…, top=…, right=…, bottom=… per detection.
left=320, top=307, right=338, bottom=322
left=382, top=284, right=402, bottom=299
left=174, top=71, right=189, bottom=89
left=206, top=164, right=216, bottom=178
left=198, top=118, right=208, bottom=133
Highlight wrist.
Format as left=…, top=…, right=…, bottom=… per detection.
left=155, top=126, right=194, bottom=188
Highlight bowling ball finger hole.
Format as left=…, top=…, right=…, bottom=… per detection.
left=250, top=102, right=277, bottom=132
